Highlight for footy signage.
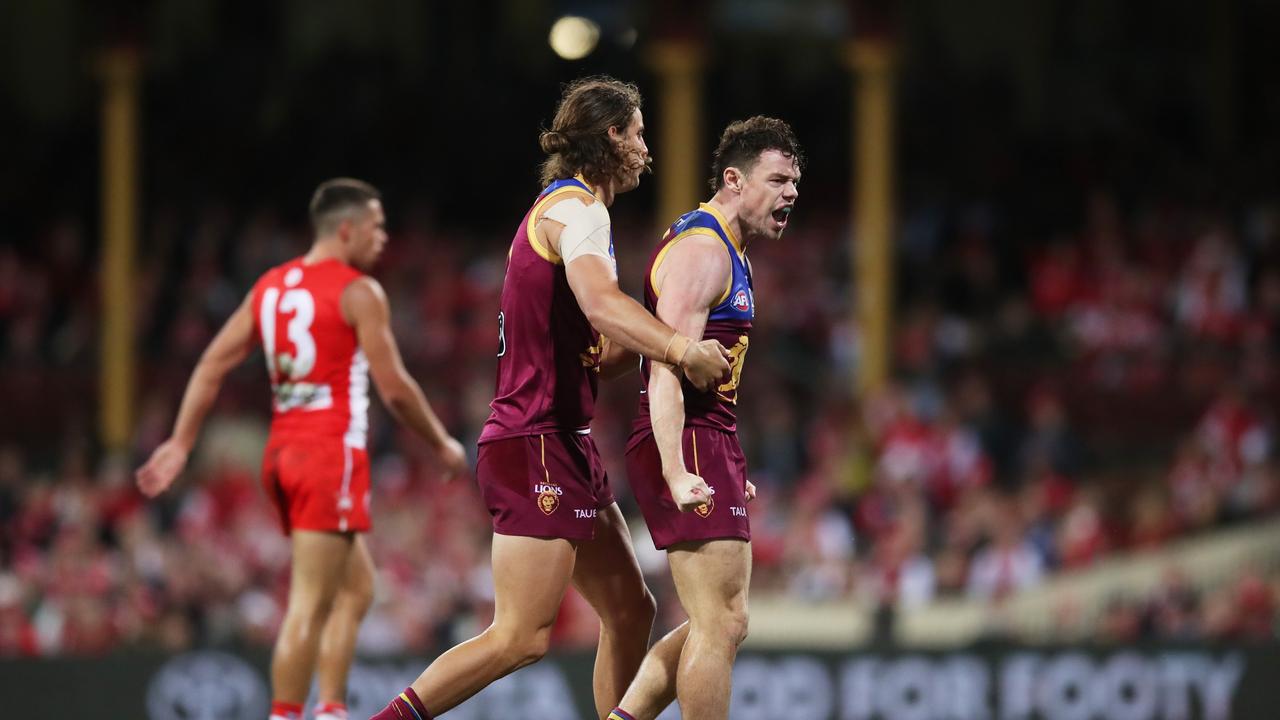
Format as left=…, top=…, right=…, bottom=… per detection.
left=714, top=651, right=1247, bottom=720
left=0, top=645, right=1270, bottom=718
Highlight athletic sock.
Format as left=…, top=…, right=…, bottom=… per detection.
left=314, top=701, right=349, bottom=720
left=608, top=708, right=637, bottom=720
left=368, top=687, right=431, bottom=720
left=269, top=700, right=304, bottom=720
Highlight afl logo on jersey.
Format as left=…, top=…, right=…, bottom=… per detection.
left=534, top=482, right=563, bottom=515
left=732, top=289, right=751, bottom=312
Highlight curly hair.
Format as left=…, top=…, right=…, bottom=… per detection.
left=539, top=76, right=644, bottom=187
left=708, top=116, right=804, bottom=191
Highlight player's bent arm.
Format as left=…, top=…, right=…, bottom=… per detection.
left=136, top=293, right=256, bottom=497
left=342, top=278, right=454, bottom=452
left=649, top=237, right=732, bottom=480
left=538, top=208, right=729, bottom=391
left=563, top=254, right=692, bottom=362
left=562, top=253, right=729, bottom=392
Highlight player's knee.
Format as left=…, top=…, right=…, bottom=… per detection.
left=286, top=593, right=338, bottom=630
left=340, top=564, right=376, bottom=615
left=725, top=607, right=749, bottom=647
left=698, top=606, right=748, bottom=648
left=606, top=588, right=657, bottom=634
left=338, top=578, right=375, bottom=617
left=492, top=625, right=552, bottom=670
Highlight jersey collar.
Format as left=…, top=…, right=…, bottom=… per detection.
left=698, top=202, right=743, bottom=255
left=573, top=174, right=601, bottom=200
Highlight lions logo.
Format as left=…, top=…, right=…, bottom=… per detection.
left=534, top=481, right=563, bottom=515
left=731, top=289, right=751, bottom=312
left=694, top=495, right=715, bottom=518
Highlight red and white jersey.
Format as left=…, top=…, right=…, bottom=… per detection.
left=250, top=257, right=370, bottom=449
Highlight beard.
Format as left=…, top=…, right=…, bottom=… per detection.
left=614, top=149, right=651, bottom=190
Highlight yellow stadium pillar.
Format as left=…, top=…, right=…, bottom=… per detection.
left=98, top=48, right=141, bottom=452
left=846, top=40, right=896, bottom=395
left=647, top=39, right=706, bottom=230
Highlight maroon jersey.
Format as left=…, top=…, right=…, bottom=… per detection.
left=634, top=203, right=754, bottom=436
left=479, top=177, right=611, bottom=443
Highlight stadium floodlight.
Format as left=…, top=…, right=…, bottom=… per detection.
left=549, top=15, right=600, bottom=60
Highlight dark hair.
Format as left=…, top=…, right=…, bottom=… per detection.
left=309, top=178, right=381, bottom=233
left=708, top=116, right=804, bottom=191
left=539, top=76, right=644, bottom=186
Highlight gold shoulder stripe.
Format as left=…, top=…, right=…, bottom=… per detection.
left=650, top=228, right=726, bottom=298
left=525, top=187, right=597, bottom=264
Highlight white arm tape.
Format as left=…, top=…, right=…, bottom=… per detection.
left=543, top=198, right=613, bottom=267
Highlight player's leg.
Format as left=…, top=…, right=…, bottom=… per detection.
left=571, top=503, right=657, bottom=718
left=667, top=538, right=751, bottom=720
left=610, top=621, right=689, bottom=720
left=612, top=542, right=749, bottom=720
left=272, top=530, right=355, bottom=710
left=370, top=534, right=577, bottom=719
left=313, top=533, right=376, bottom=718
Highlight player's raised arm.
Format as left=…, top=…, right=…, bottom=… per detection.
left=538, top=204, right=730, bottom=391
left=648, top=234, right=733, bottom=511
left=136, top=292, right=257, bottom=497
left=341, top=276, right=467, bottom=478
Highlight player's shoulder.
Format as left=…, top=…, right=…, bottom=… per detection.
left=662, top=209, right=721, bottom=247
left=652, top=226, right=729, bottom=285
left=672, top=206, right=719, bottom=232
left=300, top=258, right=367, bottom=291
left=340, top=274, right=387, bottom=311
left=538, top=187, right=602, bottom=217
left=666, top=231, right=730, bottom=265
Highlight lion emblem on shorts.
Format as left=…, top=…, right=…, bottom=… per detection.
left=534, top=481, right=562, bottom=515
left=694, top=495, right=714, bottom=518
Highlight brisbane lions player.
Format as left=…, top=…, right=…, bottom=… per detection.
left=371, top=77, right=730, bottom=720
left=137, top=179, right=467, bottom=720
left=610, top=117, right=802, bottom=720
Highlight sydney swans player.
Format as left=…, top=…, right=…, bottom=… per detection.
left=371, top=78, right=731, bottom=720
left=137, top=179, right=467, bottom=720
left=610, top=118, right=802, bottom=720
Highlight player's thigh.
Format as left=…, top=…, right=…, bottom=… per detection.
left=571, top=503, right=650, bottom=617
left=491, top=533, right=578, bottom=629
left=340, top=533, right=376, bottom=599
left=289, top=530, right=356, bottom=607
left=666, top=538, right=751, bottom=622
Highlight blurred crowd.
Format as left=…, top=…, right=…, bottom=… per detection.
left=1, top=189, right=1279, bottom=656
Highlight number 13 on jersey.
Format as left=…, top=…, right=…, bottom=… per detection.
left=259, top=286, right=331, bottom=411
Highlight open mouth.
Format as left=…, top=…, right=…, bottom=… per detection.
left=771, top=206, right=793, bottom=226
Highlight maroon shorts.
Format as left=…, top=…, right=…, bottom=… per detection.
left=261, top=437, right=371, bottom=535
left=476, top=432, right=615, bottom=541
left=625, top=427, right=751, bottom=550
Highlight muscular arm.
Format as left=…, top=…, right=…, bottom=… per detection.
left=649, top=235, right=731, bottom=509
left=343, top=278, right=467, bottom=476
left=136, top=293, right=256, bottom=497
left=536, top=198, right=729, bottom=391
